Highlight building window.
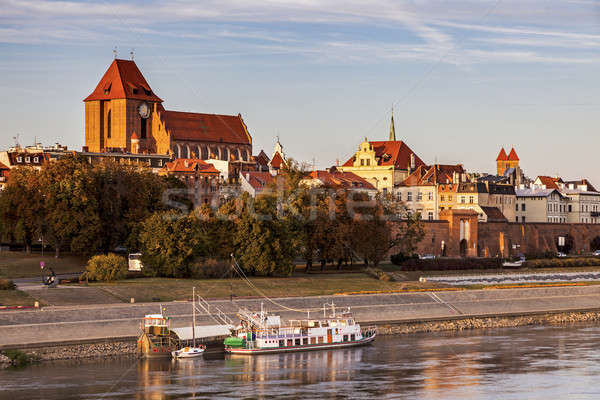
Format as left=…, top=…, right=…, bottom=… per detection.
left=407, top=192, right=412, bottom=202
left=360, top=159, right=364, bottom=166
left=366, top=159, right=370, bottom=166
left=516, top=217, right=519, bottom=222
left=16, top=156, right=22, bottom=163
left=448, top=195, right=452, bottom=202
left=441, top=195, right=445, bottom=202
left=397, top=192, right=402, bottom=201
left=521, top=204, right=526, bottom=211
left=25, top=156, right=30, bottom=163
left=515, top=203, right=519, bottom=211
left=522, top=216, right=526, bottom=222
left=469, top=196, right=474, bottom=204
left=428, top=192, right=433, bottom=201
left=107, top=110, right=111, bottom=139
left=33, top=157, right=39, bottom=163
left=428, top=211, right=433, bottom=220
left=417, top=192, right=422, bottom=201
left=140, top=117, right=147, bottom=139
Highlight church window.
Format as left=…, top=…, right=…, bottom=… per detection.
left=107, top=110, right=112, bottom=139
left=366, top=159, right=370, bottom=166
left=360, top=159, right=364, bottom=166
left=140, top=116, right=147, bottom=139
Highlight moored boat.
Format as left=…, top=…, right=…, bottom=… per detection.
left=224, top=303, right=376, bottom=355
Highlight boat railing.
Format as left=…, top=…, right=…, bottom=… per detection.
left=361, top=326, right=378, bottom=337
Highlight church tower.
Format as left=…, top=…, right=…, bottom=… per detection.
left=83, top=59, right=163, bottom=153
left=389, top=109, right=396, bottom=141
left=496, top=147, right=519, bottom=176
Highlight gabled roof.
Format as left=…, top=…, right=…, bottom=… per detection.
left=164, top=159, right=220, bottom=174
left=342, top=140, right=425, bottom=170
left=507, top=148, right=519, bottom=161
left=563, top=179, right=598, bottom=193
left=516, top=187, right=563, bottom=198
left=399, top=164, right=465, bottom=187
left=270, top=152, right=286, bottom=169
left=255, top=150, right=270, bottom=166
left=161, top=111, right=252, bottom=145
left=307, top=170, right=376, bottom=190
left=496, top=148, right=508, bottom=161
left=243, top=171, right=275, bottom=192
left=480, top=206, right=508, bottom=222
left=84, top=59, right=162, bottom=102
left=536, top=176, right=563, bottom=190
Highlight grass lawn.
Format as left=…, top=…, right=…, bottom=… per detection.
left=0, top=289, right=40, bottom=307
left=0, top=251, right=87, bottom=279
left=93, top=272, right=444, bottom=303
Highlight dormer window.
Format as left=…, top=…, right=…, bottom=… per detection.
left=25, top=156, right=30, bottom=163
left=16, top=156, right=22, bottom=163
left=34, top=157, right=39, bottom=163
left=144, top=89, right=152, bottom=96
left=132, top=88, right=139, bottom=94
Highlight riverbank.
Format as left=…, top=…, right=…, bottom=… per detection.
left=4, top=309, right=600, bottom=365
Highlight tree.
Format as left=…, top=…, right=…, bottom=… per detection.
left=39, top=155, right=101, bottom=257
left=234, top=194, right=296, bottom=276
left=0, top=167, right=44, bottom=253
left=138, top=210, right=203, bottom=277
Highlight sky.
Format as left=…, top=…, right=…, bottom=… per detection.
left=1, top=0, right=599, bottom=182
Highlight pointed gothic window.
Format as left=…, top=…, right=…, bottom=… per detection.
left=140, top=116, right=147, bottom=139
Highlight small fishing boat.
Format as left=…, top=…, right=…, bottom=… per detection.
left=172, top=287, right=206, bottom=359
left=224, top=303, right=376, bottom=355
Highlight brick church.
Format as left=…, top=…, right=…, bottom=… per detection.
left=83, top=58, right=253, bottom=163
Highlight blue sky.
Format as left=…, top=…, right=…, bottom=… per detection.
left=1, top=0, right=599, bottom=182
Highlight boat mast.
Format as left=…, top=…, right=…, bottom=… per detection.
left=192, top=287, right=196, bottom=348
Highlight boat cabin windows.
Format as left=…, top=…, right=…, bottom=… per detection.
left=343, top=335, right=348, bottom=342
left=295, top=339, right=301, bottom=346
left=287, top=339, right=293, bottom=346
left=351, top=334, right=356, bottom=341
left=318, top=337, right=324, bottom=344
left=310, top=337, right=317, bottom=345
left=279, top=340, right=284, bottom=347
left=303, top=338, right=308, bottom=345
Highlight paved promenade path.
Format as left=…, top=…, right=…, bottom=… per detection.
left=2, top=285, right=600, bottom=348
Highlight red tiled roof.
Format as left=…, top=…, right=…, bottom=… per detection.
left=307, top=170, right=376, bottom=190
left=496, top=148, right=508, bottom=161
left=161, top=111, right=251, bottom=145
left=480, top=206, right=508, bottom=222
left=164, top=159, right=220, bottom=174
left=507, top=148, right=519, bottom=161
left=131, top=132, right=139, bottom=140
left=84, top=59, right=162, bottom=102
left=270, top=152, right=285, bottom=169
left=244, top=171, right=275, bottom=191
left=255, top=150, right=270, bottom=166
left=399, top=164, right=465, bottom=187
left=342, top=140, right=425, bottom=169
left=537, top=176, right=562, bottom=190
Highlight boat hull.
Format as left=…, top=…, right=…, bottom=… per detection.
left=225, top=333, right=376, bottom=355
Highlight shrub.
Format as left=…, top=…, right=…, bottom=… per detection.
left=85, top=253, right=127, bottom=282
left=364, top=267, right=394, bottom=282
left=397, top=258, right=504, bottom=271
left=2, top=350, right=37, bottom=367
left=0, top=279, right=16, bottom=290
left=524, top=257, right=600, bottom=269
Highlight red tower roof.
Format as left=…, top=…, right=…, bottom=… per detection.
left=507, top=148, right=519, bottom=161
left=84, top=59, right=163, bottom=102
left=496, top=148, right=508, bottom=161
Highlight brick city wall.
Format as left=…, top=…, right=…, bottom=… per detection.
left=389, top=218, right=600, bottom=258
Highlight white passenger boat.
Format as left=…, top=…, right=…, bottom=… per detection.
left=224, top=303, right=376, bottom=355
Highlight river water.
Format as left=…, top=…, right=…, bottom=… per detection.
left=2, top=324, right=600, bottom=399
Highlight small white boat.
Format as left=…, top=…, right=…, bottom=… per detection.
left=503, top=256, right=526, bottom=268
left=172, top=287, right=206, bottom=359
left=172, top=345, right=206, bottom=358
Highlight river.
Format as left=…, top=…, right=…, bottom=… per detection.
left=1, top=324, right=600, bottom=399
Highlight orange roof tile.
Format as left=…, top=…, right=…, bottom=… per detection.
left=536, top=176, right=562, bottom=190
left=161, top=111, right=251, bottom=145
left=342, top=140, right=425, bottom=170
left=270, top=152, right=285, bottom=169
left=255, top=150, right=270, bottom=166
left=308, top=170, right=376, bottom=190
left=84, top=59, right=162, bottom=102
left=496, top=148, right=508, bottom=161
left=244, top=171, right=275, bottom=191
left=164, top=159, right=220, bottom=174
left=399, top=164, right=465, bottom=186
left=507, top=148, right=519, bottom=161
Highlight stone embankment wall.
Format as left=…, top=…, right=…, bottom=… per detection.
left=16, top=340, right=137, bottom=362
left=376, top=311, right=600, bottom=335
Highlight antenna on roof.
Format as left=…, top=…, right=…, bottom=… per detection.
left=130, top=48, right=134, bottom=61
left=113, top=46, right=118, bottom=59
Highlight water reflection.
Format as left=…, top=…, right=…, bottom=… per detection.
left=2, top=324, right=600, bottom=399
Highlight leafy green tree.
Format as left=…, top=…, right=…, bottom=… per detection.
left=0, top=167, right=44, bottom=253
left=39, top=155, right=101, bottom=257
left=138, top=210, right=203, bottom=277
left=234, top=194, right=296, bottom=276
